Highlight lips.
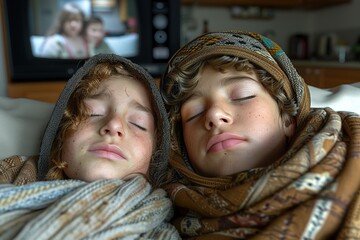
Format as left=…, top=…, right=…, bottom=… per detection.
left=207, top=133, right=246, bottom=153
left=89, top=144, right=127, bottom=161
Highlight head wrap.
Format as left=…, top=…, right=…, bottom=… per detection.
left=159, top=32, right=360, bottom=240
left=162, top=31, right=310, bottom=125
left=38, top=54, right=170, bottom=185
left=161, top=31, right=311, bottom=170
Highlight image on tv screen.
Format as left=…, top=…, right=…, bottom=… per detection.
left=29, top=0, right=139, bottom=59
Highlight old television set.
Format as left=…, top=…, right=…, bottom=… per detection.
left=2, top=0, right=180, bottom=82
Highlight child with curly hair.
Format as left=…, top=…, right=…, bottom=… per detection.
left=0, top=54, right=180, bottom=239
left=161, top=31, right=360, bottom=239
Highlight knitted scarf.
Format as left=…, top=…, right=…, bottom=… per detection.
left=161, top=31, right=360, bottom=239
left=0, top=157, right=179, bottom=240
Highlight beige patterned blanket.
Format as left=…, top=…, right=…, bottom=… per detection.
left=166, top=108, right=360, bottom=239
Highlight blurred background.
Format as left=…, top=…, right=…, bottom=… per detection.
left=1, top=0, right=360, bottom=98
left=180, top=0, right=359, bottom=62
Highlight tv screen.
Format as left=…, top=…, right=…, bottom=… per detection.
left=30, top=0, right=139, bottom=59
left=3, top=0, right=180, bottom=81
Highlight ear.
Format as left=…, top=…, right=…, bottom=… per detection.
left=283, top=115, right=296, bottom=138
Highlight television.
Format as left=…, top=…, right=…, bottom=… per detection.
left=2, top=0, right=180, bottom=82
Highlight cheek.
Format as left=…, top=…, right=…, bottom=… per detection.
left=248, top=105, right=285, bottom=141
left=144, top=138, right=155, bottom=158
left=134, top=132, right=156, bottom=158
left=134, top=135, right=155, bottom=174
left=241, top=100, right=282, bottom=132
left=61, top=126, right=89, bottom=161
left=61, top=135, right=77, bottom=163
left=182, top=125, right=201, bottom=160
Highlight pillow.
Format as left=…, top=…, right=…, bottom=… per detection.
left=0, top=97, right=54, bottom=159
left=309, top=82, right=360, bottom=114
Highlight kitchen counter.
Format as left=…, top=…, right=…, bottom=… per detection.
left=293, top=60, right=360, bottom=88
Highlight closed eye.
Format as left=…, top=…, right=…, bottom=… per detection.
left=90, top=114, right=103, bottom=117
left=130, top=122, right=147, bottom=131
left=186, top=111, right=204, bottom=123
left=233, top=95, right=256, bottom=101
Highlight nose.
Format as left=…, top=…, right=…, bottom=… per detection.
left=100, top=115, right=125, bottom=137
left=205, top=105, right=233, bottom=130
left=70, top=20, right=80, bottom=27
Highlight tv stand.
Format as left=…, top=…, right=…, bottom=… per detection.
left=8, top=81, right=66, bottom=103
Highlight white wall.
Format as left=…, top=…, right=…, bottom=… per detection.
left=312, top=1, right=360, bottom=46
left=180, top=1, right=360, bottom=55
left=313, top=1, right=360, bottom=31
left=181, top=6, right=313, bottom=50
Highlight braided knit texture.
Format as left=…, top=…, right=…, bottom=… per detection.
left=0, top=175, right=180, bottom=239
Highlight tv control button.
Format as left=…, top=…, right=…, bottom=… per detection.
left=153, top=1, right=168, bottom=12
left=154, top=30, right=167, bottom=44
left=153, top=14, right=168, bottom=29
left=153, top=47, right=169, bottom=59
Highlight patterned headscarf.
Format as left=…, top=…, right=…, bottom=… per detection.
left=162, top=31, right=310, bottom=124
left=161, top=31, right=311, bottom=169
left=159, top=31, right=360, bottom=240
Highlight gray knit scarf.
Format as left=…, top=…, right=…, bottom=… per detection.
left=0, top=175, right=180, bottom=239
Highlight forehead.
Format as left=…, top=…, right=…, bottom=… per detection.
left=197, top=63, right=258, bottom=83
left=88, top=22, right=103, bottom=28
left=99, top=75, right=147, bottom=94
left=63, top=13, right=83, bottom=22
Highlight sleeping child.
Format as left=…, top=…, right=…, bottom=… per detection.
left=161, top=31, right=360, bottom=239
left=0, top=54, right=180, bottom=239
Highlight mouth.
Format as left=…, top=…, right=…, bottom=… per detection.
left=89, top=144, right=127, bottom=161
left=207, top=133, right=246, bottom=153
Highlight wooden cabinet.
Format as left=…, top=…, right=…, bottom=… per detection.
left=182, top=0, right=350, bottom=8
left=295, top=65, right=360, bottom=88
left=8, top=82, right=66, bottom=103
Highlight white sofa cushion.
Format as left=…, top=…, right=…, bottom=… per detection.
left=309, top=82, right=360, bottom=113
left=0, top=97, right=53, bottom=159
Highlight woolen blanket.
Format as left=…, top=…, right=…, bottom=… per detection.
left=167, top=108, right=360, bottom=239
left=0, top=157, right=179, bottom=240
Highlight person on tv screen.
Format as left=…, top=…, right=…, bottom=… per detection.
left=40, top=2, right=89, bottom=59
left=85, top=15, right=113, bottom=56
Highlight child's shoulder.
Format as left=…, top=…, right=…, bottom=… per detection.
left=46, top=34, right=66, bottom=44
left=0, top=155, right=39, bottom=184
